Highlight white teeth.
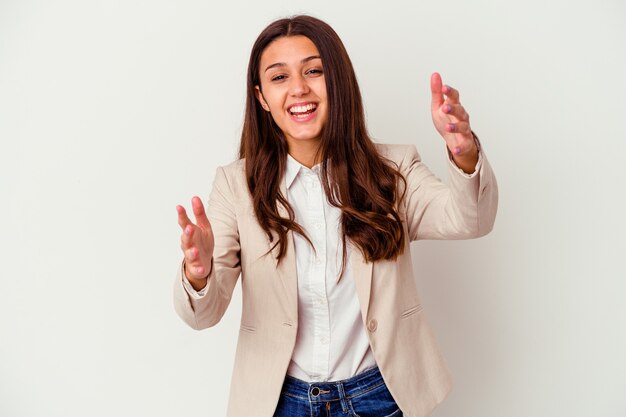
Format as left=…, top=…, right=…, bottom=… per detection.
left=289, top=103, right=316, bottom=114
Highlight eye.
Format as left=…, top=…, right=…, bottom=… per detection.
left=306, top=68, right=323, bottom=76
left=270, top=74, right=286, bottom=82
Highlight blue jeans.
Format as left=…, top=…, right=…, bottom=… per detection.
left=273, top=366, right=403, bottom=417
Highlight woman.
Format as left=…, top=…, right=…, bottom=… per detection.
left=173, top=15, right=497, bottom=417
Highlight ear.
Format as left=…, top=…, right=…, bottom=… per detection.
left=255, top=86, right=270, bottom=112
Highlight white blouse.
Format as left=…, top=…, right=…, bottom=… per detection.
left=282, top=154, right=377, bottom=382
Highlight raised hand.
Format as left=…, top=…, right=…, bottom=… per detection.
left=176, top=196, right=215, bottom=284
left=430, top=72, right=478, bottom=173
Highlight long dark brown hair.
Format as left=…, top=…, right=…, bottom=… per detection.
left=239, top=15, right=406, bottom=268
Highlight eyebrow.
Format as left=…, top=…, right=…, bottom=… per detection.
left=264, top=55, right=321, bottom=73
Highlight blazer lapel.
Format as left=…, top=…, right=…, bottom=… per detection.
left=269, top=180, right=298, bottom=324
left=350, top=244, right=374, bottom=321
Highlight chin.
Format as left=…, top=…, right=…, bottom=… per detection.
left=293, top=133, right=323, bottom=142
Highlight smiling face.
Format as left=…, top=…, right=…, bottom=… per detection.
left=255, top=35, right=328, bottom=155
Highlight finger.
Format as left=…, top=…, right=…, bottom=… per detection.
left=180, top=224, right=195, bottom=249
left=449, top=143, right=473, bottom=156
left=430, top=72, right=444, bottom=111
left=191, top=196, right=211, bottom=229
left=185, top=247, right=198, bottom=261
left=445, top=128, right=475, bottom=156
left=184, top=260, right=207, bottom=280
left=449, top=137, right=477, bottom=156
left=445, top=121, right=472, bottom=135
left=443, top=84, right=460, bottom=104
left=442, top=103, right=469, bottom=122
left=177, top=205, right=192, bottom=230
left=191, top=264, right=207, bottom=279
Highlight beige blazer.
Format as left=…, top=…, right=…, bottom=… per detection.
left=173, top=143, right=498, bottom=417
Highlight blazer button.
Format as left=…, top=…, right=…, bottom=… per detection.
left=367, top=319, right=378, bottom=332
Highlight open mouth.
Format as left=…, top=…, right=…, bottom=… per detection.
left=288, top=103, right=318, bottom=120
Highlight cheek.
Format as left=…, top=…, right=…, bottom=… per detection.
left=268, top=107, right=287, bottom=127
left=264, top=91, right=284, bottom=112
left=315, top=78, right=328, bottom=99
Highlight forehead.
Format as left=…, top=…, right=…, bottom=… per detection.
left=260, top=35, right=320, bottom=67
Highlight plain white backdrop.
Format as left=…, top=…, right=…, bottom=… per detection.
left=1, top=0, right=625, bottom=416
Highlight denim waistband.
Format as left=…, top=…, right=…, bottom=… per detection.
left=281, top=367, right=386, bottom=403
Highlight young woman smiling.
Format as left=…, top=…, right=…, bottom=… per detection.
left=173, top=15, right=498, bottom=417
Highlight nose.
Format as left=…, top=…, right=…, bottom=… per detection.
left=288, top=74, right=309, bottom=97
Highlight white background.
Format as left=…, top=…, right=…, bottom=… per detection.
left=1, top=0, right=625, bottom=416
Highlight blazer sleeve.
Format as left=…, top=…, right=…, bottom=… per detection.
left=400, top=143, right=498, bottom=241
left=173, top=165, right=242, bottom=330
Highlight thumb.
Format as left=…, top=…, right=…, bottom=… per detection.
left=430, top=72, right=444, bottom=111
left=191, top=196, right=211, bottom=229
